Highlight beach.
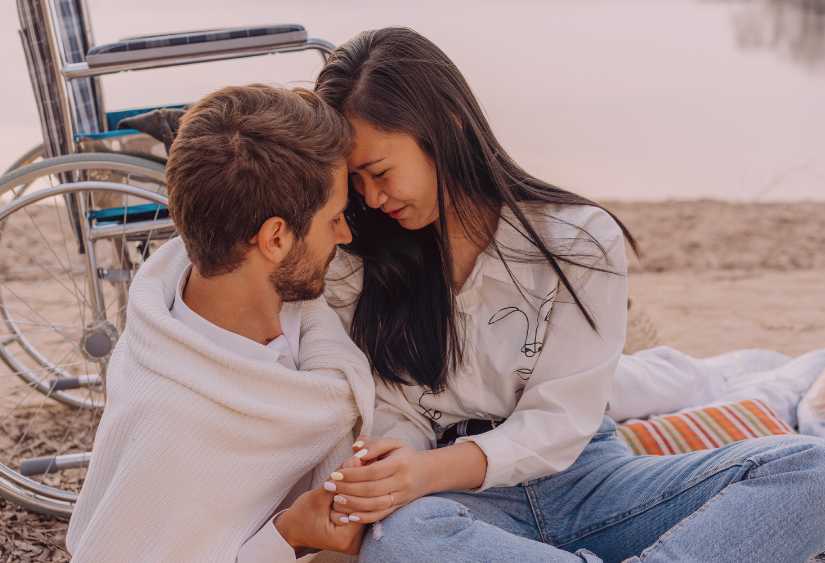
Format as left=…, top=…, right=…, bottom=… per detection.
left=3, top=0, right=825, bottom=557
left=0, top=198, right=824, bottom=560
left=612, top=200, right=825, bottom=356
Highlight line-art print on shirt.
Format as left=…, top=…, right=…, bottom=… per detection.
left=488, top=287, right=558, bottom=381
left=417, top=388, right=443, bottom=423
left=414, top=286, right=558, bottom=421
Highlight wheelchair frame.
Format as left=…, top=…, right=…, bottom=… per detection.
left=0, top=0, right=336, bottom=517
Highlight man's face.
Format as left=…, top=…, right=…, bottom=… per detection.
left=271, top=160, right=352, bottom=302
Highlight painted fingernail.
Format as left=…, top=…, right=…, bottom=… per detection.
left=348, top=515, right=361, bottom=522
left=323, top=481, right=337, bottom=492
left=330, top=471, right=344, bottom=481
left=339, top=516, right=350, bottom=524
left=334, top=495, right=347, bottom=505
left=353, top=440, right=365, bottom=449
left=354, top=448, right=369, bottom=459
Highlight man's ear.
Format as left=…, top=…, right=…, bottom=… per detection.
left=252, top=216, right=294, bottom=264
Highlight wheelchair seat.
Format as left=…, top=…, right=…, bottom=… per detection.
left=86, top=24, right=307, bottom=66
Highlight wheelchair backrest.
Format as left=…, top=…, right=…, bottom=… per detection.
left=17, top=0, right=102, bottom=158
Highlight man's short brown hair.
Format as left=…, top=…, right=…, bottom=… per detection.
left=166, top=84, right=351, bottom=276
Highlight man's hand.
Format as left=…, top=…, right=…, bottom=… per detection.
left=275, top=487, right=365, bottom=555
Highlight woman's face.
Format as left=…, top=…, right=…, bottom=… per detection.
left=347, top=116, right=439, bottom=230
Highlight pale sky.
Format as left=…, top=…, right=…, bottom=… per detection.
left=1, top=0, right=823, bottom=201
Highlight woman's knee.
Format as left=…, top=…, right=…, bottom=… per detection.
left=753, top=436, right=825, bottom=547
left=746, top=435, right=825, bottom=496
left=789, top=436, right=825, bottom=486
left=359, top=497, right=473, bottom=562
left=374, top=496, right=472, bottom=538
left=750, top=435, right=825, bottom=466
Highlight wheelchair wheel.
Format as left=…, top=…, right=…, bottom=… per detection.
left=3, top=144, right=44, bottom=175
left=0, top=153, right=166, bottom=407
left=0, top=143, right=45, bottom=205
left=0, top=159, right=172, bottom=516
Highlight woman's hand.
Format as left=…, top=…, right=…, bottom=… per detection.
left=325, top=437, right=433, bottom=525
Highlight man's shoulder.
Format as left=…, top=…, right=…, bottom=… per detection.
left=326, top=249, right=363, bottom=280
left=323, top=249, right=363, bottom=307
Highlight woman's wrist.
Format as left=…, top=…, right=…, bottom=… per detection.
left=420, top=441, right=487, bottom=494
left=417, top=450, right=443, bottom=496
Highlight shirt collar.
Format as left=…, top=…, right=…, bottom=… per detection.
left=171, top=265, right=292, bottom=365
left=459, top=204, right=545, bottom=303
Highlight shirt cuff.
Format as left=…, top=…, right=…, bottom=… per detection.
left=237, top=511, right=302, bottom=563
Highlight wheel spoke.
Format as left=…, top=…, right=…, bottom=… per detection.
left=52, top=195, right=88, bottom=326
left=0, top=154, right=166, bottom=511
left=0, top=283, right=79, bottom=348
left=0, top=348, right=81, bottom=428
left=1, top=238, right=91, bottom=315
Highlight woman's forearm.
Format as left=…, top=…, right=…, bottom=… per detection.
left=420, top=441, right=488, bottom=494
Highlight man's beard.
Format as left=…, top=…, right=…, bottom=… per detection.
left=270, top=242, right=336, bottom=302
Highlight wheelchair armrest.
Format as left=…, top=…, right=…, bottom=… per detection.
left=86, top=24, right=307, bottom=67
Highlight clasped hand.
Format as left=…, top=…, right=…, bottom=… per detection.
left=324, top=437, right=430, bottom=526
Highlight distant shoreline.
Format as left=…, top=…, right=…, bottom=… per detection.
left=602, top=200, right=825, bottom=273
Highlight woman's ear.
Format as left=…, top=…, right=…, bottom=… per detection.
left=252, top=216, right=294, bottom=264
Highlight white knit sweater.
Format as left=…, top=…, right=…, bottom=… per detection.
left=66, top=238, right=374, bottom=563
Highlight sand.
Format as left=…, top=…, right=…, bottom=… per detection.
left=1, top=199, right=825, bottom=562
left=607, top=200, right=825, bottom=357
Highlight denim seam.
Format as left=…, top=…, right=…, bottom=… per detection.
left=554, top=458, right=757, bottom=548
left=525, top=482, right=557, bottom=545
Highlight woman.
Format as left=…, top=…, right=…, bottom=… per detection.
left=316, top=28, right=825, bottom=562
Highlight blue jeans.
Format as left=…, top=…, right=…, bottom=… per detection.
left=359, top=417, right=825, bottom=563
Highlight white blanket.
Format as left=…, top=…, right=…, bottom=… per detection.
left=67, top=238, right=374, bottom=563
left=608, top=346, right=825, bottom=437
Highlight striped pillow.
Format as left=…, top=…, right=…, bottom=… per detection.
left=617, top=399, right=795, bottom=455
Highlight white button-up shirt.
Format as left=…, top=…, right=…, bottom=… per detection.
left=171, top=265, right=300, bottom=370
left=325, top=202, right=628, bottom=490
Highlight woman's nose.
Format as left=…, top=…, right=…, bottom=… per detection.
left=363, top=180, right=388, bottom=209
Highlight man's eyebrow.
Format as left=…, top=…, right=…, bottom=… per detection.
left=352, top=157, right=385, bottom=171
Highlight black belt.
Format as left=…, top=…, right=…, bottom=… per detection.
left=437, top=418, right=505, bottom=448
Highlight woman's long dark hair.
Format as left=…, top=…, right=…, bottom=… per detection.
left=316, top=27, right=638, bottom=391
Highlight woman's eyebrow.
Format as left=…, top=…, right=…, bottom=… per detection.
left=352, top=157, right=385, bottom=171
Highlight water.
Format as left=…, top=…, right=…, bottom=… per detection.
left=0, top=0, right=823, bottom=201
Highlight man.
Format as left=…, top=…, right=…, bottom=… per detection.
left=67, top=84, right=372, bottom=562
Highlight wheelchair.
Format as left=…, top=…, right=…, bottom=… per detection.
left=0, top=0, right=334, bottom=517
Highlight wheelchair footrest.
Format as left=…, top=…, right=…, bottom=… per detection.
left=20, top=452, right=92, bottom=476
left=48, top=375, right=102, bottom=392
